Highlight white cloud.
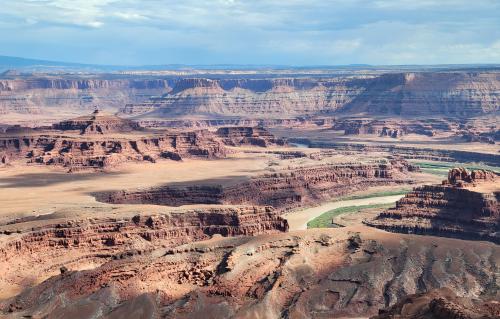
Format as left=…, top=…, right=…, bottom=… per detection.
left=0, top=0, right=499, bottom=65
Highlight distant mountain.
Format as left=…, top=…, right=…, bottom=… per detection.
left=0, top=55, right=103, bottom=72
left=1, top=54, right=500, bottom=74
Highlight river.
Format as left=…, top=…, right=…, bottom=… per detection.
left=283, top=194, right=405, bottom=231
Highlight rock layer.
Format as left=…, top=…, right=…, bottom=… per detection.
left=0, top=206, right=288, bottom=306
left=0, top=129, right=227, bottom=171
left=95, top=160, right=415, bottom=210
left=121, top=72, right=500, bottom=118
left=366, top=168, right=500, bottom=243
left=1, top=227, right=498, bottom=318
left=215, top=126, right=286, bottom=147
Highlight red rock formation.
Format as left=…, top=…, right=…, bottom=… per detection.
left=215, top=126, right=286, bottom=147
left=1, top=228, right=498, bottom=318
left=332, top=118, right=461, bottom=138
left=366, top=168, right=500, bottom=243
left=372, top=288, right=500, bottom=319
left=53, top=109, right=142, bottom=135
left=95, top=161, right=414, bottom=210
left=0, top=126, right=227, bottom=170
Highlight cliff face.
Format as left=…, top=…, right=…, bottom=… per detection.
left=0, top=78, right=173, bottom=115
left=366, top=168, right=500, bottom=243
left=0, top=206, right=288, bottom=309
left=2, top=228, right=498, bottom=318
left=95, top=160, right=414, bottom=210
left=0, top=130, right=227, bottom=170
left=333, top=118, right=455, bottom=138
left=119, top=77, right=370, bottom=117
left=120, top=72, right=500, bottom=118
left=3, top=72, right=499, bottom=118
left=215, top=126, right=287, bottom=147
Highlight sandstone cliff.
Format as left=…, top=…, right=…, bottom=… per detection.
left=215, top=126, right=286, bottom=147
left=0, top=77, right=174, bottom=116
left=0, top=129, right=227, bottom=170
left=95, top=160, right=415, bottom=210
left=366, top=168, right=500, bottom=243
left=121, top=72, right=500, bottom=118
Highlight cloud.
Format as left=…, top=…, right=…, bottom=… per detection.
left=0, top=0, right=499, bottom=65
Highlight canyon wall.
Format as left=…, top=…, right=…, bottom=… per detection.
left=3, top=72, right=498, bottom=119
left=366, top=168, right=500, bottom=243
left=297, top=141, right=500, bottom=166
left=0, top=206, right=288, bottom=309
left=120, top=72, right=500, bottom=118
left=0, top=130, right=227, bottom=170
left=95, top=161, right=415, bottom=210
left=0, top=78, right=174, bottom=116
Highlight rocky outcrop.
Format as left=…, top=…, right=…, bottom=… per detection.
left=215, top=126, right=286, bottom=147
left=95, top=160, right=414, bottom=210
left=137, top=117, right=334, bottom=129
left=0, top=206, right=288, bottom=309
left=299, top=141, right=500, bottom=166
left=372, top=288, right=500, bottom=319
left=0, top=128, right=227, bottom=170
left=334, top=118, right=455, bottom=137
left=366, top=168, right=500, bottom=243
left=53, top=109, right=142, bottom=135
left=1, top=227, right=498, bottom=318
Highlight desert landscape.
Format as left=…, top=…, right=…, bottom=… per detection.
left=0, top=66, right=498, bottom=319
left=1, top=1, right=499, bottom=318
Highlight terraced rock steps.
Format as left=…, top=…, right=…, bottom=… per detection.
left=367, top=168, right=500, bottom=243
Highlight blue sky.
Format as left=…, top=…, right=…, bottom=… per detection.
left=0, top=0, right=499, bottom=65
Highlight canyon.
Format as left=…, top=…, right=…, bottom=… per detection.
left=0, top=67, right=499, bottom=319
left=1, top=71, right=500, bottom=124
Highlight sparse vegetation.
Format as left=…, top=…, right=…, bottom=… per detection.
left=412, top=161, right=500, bottom=176
left=307, top=203, right=394, bottom=229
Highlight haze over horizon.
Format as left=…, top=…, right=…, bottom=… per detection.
left=0, top=0, right=499, bottom=66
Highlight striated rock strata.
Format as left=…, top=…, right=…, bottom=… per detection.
left=121, top=72, right=500, bottom=118
left=215, top=126, right=286, bottom=147
left=95, top=160, right=415, bottom=210
left=0, top=206, right=288, bottom=305
left=1, top=227, right=498, bottom=318
left=299, top=141, right=500, bottom=166
left=0, top=77, right=174, bottom=116
left=366, top=168, right=500, bottom=243
left=53, top=109, right=142, bottom=135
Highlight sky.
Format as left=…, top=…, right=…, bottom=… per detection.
left=0, top=0, right=499, bottom=66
